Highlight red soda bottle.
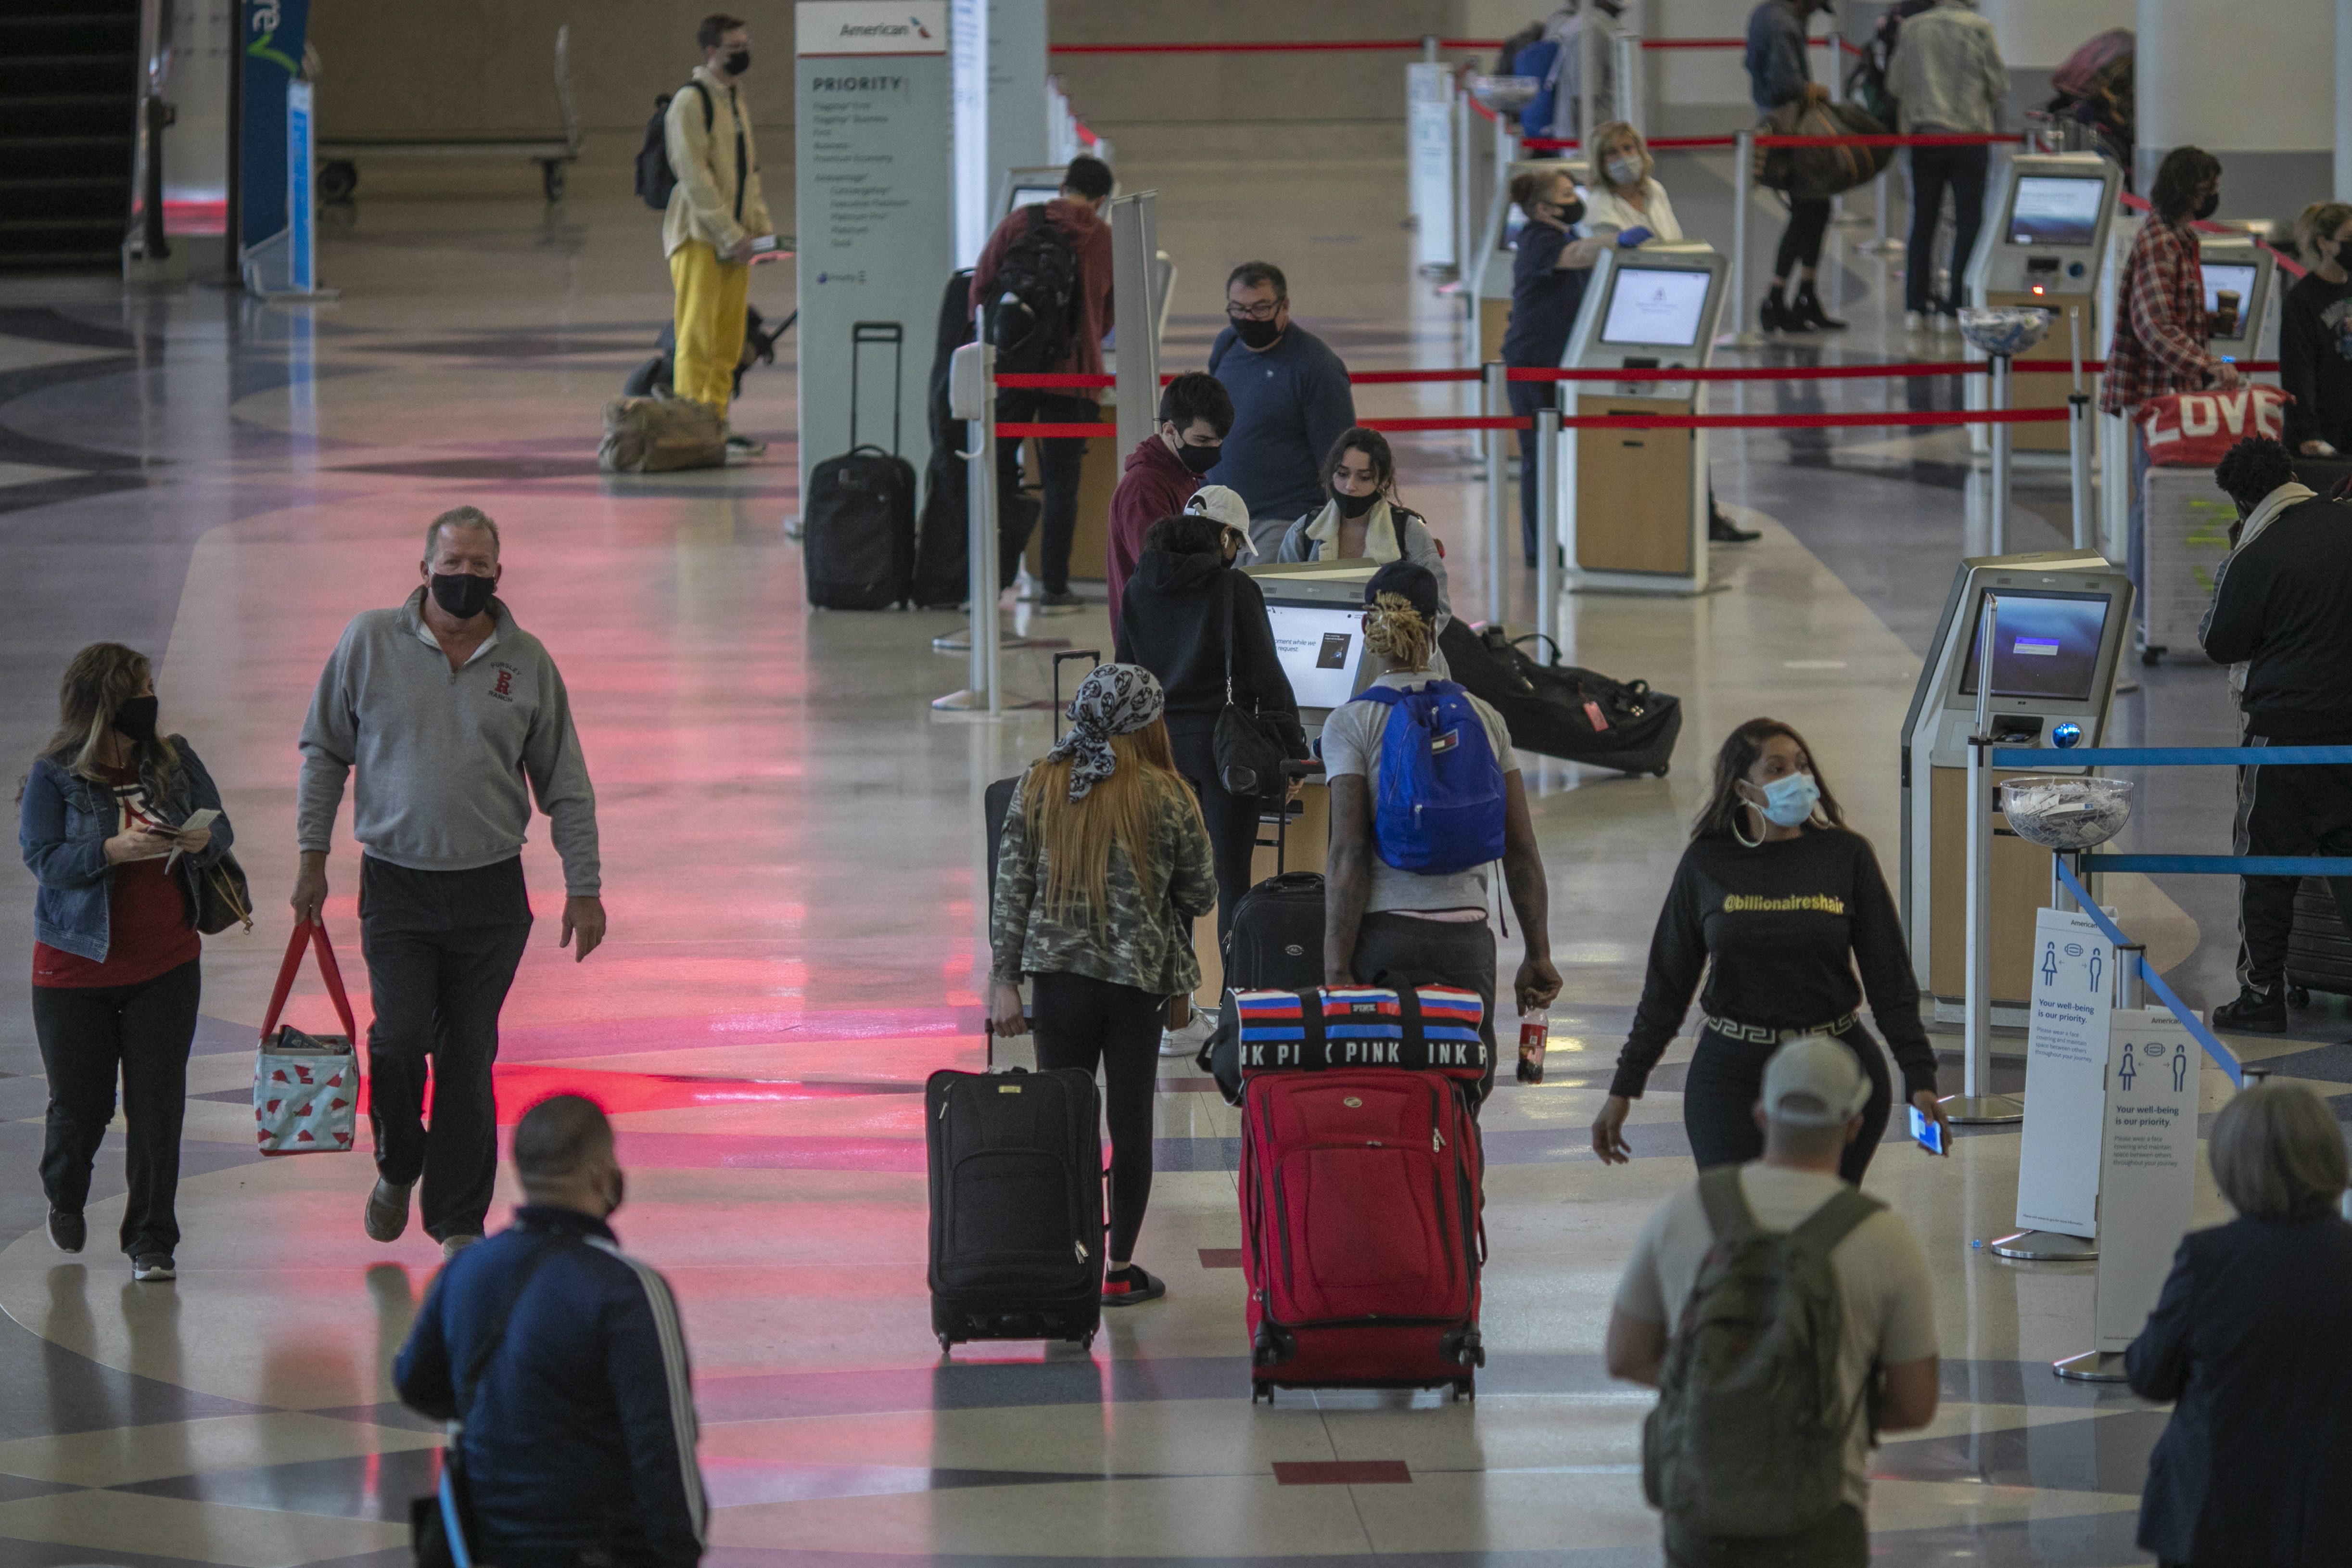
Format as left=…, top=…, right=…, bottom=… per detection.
left=1516, top=1008, right=1549, bottom=1084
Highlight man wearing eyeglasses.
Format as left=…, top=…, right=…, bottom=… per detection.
left=1206, top=262, right=1357, bottom=559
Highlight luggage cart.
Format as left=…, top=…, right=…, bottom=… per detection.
left=317, top=26, right=581, bottom=204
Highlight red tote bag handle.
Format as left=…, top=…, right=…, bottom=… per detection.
left=258, top=920, right=360, bottom=1044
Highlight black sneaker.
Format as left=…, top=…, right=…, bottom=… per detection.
left=1708, top=510, right=1761, bottom=543
left=1101, top=1265, right=1167, bottom=1307
left=365, top=1178, right=413, bottom=1243
left=2212, top=985, right=2288, bottom=1034
left=131, top=1253, right=176, bottom=1282
left=1035, top=590, right=1085, bottom=615
left=47, top=1211, right=84, bottom=1254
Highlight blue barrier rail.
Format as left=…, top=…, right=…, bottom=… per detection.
left=2054, top=858, right=2242, bottom=1088
left=2083, top=854, right=2352, bottom=876
left=1992, top=745, right=2352, bottom=767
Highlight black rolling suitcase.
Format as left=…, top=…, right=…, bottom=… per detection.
left=926, top=1064, right=1104, bottom=1351
left=805, top=321, right=917, bottom=610
left=1439, top=620, right=1681, bottom=778
left=1202, top=761, right=1326, bottom=1103
left=2285, top=878, right=2352, bottom=1005
left=912, top=271, right=977, bottom=609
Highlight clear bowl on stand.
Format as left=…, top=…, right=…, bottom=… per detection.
left=1998, top=776, right=2134, bottom=850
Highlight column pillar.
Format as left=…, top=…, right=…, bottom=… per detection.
left=2137, top=0, right=2333, bottom=217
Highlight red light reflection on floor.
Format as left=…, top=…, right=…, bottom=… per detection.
left=483, top=1062, right=917, bottom=1122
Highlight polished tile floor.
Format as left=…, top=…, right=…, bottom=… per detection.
left=0, top=143, right=2323, bottom=1567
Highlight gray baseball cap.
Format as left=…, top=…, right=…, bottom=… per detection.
left=1758, top=1035, right=1870, bottom=1127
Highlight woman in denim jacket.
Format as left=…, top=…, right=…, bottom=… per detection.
left=19, top=643, right=232, bottom=1282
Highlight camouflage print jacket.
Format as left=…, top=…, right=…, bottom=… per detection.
left=989, top=764, right=1217, bottom=997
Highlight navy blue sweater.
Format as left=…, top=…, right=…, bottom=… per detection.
left=395, top=1207, right=705, bottom=1568
left=1205, top=323, right=1357, bottom=522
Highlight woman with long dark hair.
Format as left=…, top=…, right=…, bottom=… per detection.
left=1276, top=427, right=1454, bottom=673
left=1590, top=718, right=1945, bottom=1182
left=990, top=665, right=1215, bottom=1305
left=20, top=643, right=233, bottom=1281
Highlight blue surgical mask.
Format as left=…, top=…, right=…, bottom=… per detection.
left=1754, top=772, right=1820, bottom=828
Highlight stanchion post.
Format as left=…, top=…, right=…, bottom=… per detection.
left=1535, top=404, right=1560, bottom=654
left=2068, top=306, right=2093, bottom=551
left=1453, top=81, right=1473, bottom=300
left=1485, top=362, right=1508, bottom=626
left=933, top=341, right=1003, bottom=714
left=1717, top=131, right=1763, bottom=347
left=1948, top=590, right=2025, bottom=1123
left=2115, top=943, right=2145, bottom=1011
left=1989, top=352, right=2012, bottom=555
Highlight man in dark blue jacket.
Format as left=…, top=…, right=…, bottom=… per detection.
left=396, top=1095, right=705, bottom=1568
left=1206, top=261, right=1357, bottom=558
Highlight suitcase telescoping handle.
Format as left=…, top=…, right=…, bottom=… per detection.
left=850, top=321, right=904, bottom=458
left=1051, top=650, right=1100, bottom=742
left=259, top=921, right=360, bottom=1045
left=1274, top=759, right=1325, bottom=876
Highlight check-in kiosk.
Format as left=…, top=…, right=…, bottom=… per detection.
left=2189, top=228, right=2278, bottom=373
left=1899, top=551, right=2133, bottom=1018
left=1554, top=242, right=1731, bottom=595
left=1475, top=157, right=1589, bottom=366
left=1964, top=154, right=2123, bottom=452
left=997, top=166, right=1069, bottom=217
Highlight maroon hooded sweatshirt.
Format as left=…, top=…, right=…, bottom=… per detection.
left=1106, top=435, right=1199, bottom=639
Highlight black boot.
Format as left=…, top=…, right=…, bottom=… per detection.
left=1791, top=282, right=1847, bottom=331
left=2212, top=983, right=2288, bottom=1035
left=1709, top=508, right=1760, bottom=543
left=1758, top=286, right=1792, bottom=333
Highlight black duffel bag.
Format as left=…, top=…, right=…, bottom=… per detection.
left=1438, top=620, right=1680, bottom=778
left=1753, top=99, right=1894, bottom=200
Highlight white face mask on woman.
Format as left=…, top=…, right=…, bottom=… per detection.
left=1606, top=156, right=1641, bottom=188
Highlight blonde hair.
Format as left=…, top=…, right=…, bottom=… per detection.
left=1021, top=719, right=1202, bottom=924
left=2295, top=200, right=2352, bottom=263
left=1363, top=592, right=1433, bottom=672
left=37, top=643, right=179, bottom=786
left=2210, top=1080, right=2348, bottom=1219
left=1591, top=120, right=1652, bottom=190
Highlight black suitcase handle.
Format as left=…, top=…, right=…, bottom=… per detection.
left=850, top=321, right=904, bottom=457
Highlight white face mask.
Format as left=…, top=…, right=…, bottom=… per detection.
left=1606, top=156, right=1641, bottom=188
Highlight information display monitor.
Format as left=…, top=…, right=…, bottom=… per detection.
left=1006, top=182, right=1061, bottom=214
left=2007, top=176, right=2106, bottom=247
left=1263, top=602, right=1369, bottom=710
left=1598, top=266, right=1712, bottom=348
left=2201, top=262, right=2259, bottom=341
left=1955, top=590, right=2115, bottom=702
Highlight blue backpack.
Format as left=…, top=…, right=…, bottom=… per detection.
left=1350, top=682, right=1508, bottom=875
left=1514, top=38, right=1562, bottom=139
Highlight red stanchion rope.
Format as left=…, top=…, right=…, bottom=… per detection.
left=1043, top=35, right=1845, bottom=54
left=1004, top=408, right=2076, bottom=439
left=2117, top=190, right=2310, bottom=280
left=987, top=360, right=2280, bottom=395
left=1753, top=131, right=2023, bottom=148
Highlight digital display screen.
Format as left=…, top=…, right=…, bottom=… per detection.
left=2008, top=176, right=2106, bottom=247
left=1264, top=604, right=1368, bottom=709
left=1599, top=267, right=1711, bottom=347
left=1957, top=591, right=2113, bottom=702
left=1006, top=184, right=1061, bottom=215
left=2202, top=262, right=2258, bottom=340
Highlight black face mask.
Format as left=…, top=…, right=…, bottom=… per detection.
left=431, top=572, right=498, bottom=621
left=724, top=49, right=750, bottom=76
left=2195, top=192, right=2220, bottom=221
left=1176, top=441, right=1221, bottom=474
left=1554, top=197, right=1587, bottom=227
left=1335, top=489, right=1379, bottom=519
left=1232, top=316, right=1283, bottom=350
left=113, top=695, right=159, bottom=745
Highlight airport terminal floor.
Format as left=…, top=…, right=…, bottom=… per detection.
left=0, top=142, right=2344, bottom=1568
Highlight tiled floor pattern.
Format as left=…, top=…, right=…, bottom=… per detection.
left=0, top=143, right=2327, bottom=1568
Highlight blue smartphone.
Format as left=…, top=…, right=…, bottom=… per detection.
left=1908, top=1104, right=1946, bottom=1155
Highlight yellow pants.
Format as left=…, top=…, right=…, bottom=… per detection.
left=669, top=240, right=751, bottom=418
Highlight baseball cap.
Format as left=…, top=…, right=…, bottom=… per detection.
left=1758, top=1036, right=1870, bottom=1127
left=1184, top=485, right=1249, bottom=534
left=1363, top=559, right=1441, bottom=622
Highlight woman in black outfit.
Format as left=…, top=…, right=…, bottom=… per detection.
left=1590, top=718, right=1948, bottom=1181
left=2282, top=200, right=2352, bottom=459
left=1114, top=511, right=1307, bottom=953
left=1501, top=166, right=1590, bottom=568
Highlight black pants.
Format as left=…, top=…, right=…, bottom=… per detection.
left=1665, top=1503, right=1866, bottom=1568
left=361, top=856, right=533, bottom=1241
left=1350, top=912, right=1500, bottom=1103
left=994, top=389, right=1093, bottom=596
left=1508, top=379, right=1554, bottom=566
left=1682, top=1020, right=1893, bottom=1184
left=1030, top=969, right=1163, bottom=1262
left=1171, top=727, right=1264, bottom=955
left=1773, top=197, right=1833, bottom=280
left=34, top=956, right=202, bottom=1255
left=2233, top=734, right=2352, bottom=991
left=1904, top=144, right=1987, bottom=315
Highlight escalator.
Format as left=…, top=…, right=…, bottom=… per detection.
left=0, top=0, right=138, bottom=272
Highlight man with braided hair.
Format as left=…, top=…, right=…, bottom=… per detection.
left=1319, top=561, right=1561, bottom=1101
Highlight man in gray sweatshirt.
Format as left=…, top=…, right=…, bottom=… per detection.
left=294, top=507, right=604, bottom=1258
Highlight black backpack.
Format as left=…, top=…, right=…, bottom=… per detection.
left=982, top=204, right=1079, bottom=375
left=635, top=82, right=712, bottom=210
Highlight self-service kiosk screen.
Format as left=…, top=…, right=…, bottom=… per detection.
left=1264, top=603, right=1368, bottom=709
left=1599, top=267, right=1711, bottom=347
left=2008, top=176, right=2105, bottom=247
left=1956, top=591, right=2112, bottom=701
left=1006, top=184, right=1062, bottom=214
left=2202, top=263, right=2259, bottom=340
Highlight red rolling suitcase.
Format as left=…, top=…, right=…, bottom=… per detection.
left=1236, top=988, right=1488, bottom=1403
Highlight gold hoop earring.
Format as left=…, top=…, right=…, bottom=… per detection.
left=1733, top=803, right=1764, bottom=849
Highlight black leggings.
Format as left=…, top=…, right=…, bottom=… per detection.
left=1030, top=970, right=1163, bottom=1262
left=1680, top=1019, right=1894, bottom=1184
left=35, top=956, right=202, bottom=1255
left=1773, top=197, right=1833, bottom=280
left=1171, top=728, right=1262, bottom=955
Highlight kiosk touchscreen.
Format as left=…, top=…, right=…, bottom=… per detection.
left=1553, top=243, right=1731, bottom=595
left=1473, top=157, right=1588, bottom=365
left=996, top=166, right=1074, bottom=217
left=1244, top=561, right=1379, bottom=731
left=1964, top=153, right=2123, bottom=452
left=2193, top=233, right=2276, bottom=357
left=1898, top=552, right=2133, bottom=1017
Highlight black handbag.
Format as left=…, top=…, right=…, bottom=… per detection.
left=1211, top=576, right=1289, bottom=800
left=412, top=1239, right=563, bottom=1568
left=194, top=850, right=253, bottom=935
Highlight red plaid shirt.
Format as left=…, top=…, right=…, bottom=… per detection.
left=2100, top=214, right=2221, bottom=414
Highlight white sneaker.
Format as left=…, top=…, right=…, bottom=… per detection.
left=1903, top=310, right=1928, bottom=333
left=1160, top=1012, right=1215, bottom=1057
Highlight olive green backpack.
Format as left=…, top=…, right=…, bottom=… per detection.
left=1641, top=1166, right=1882, bottom=1539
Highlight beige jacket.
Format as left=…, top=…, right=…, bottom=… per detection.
left=662, top=66, right=771, bottom=258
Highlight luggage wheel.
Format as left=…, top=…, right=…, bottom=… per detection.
left=2140, top=646, right=2163, bottom=666
left=937, top=1335, right=954, bottom=1355
left=1076, top=1330, right=1097, bottom=1351
left=1651, top=765, right=1669, bottom=779
left=1452, top=1377, right=1476, bottom=1402
left=2289, top=984, right=2311, bottom=1010
left=1253, top=1381, right=1274, bottom=1405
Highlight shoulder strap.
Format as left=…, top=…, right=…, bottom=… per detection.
left=1347, top=684, right=1402, bottom=710
left=1696, top=1165, right=1758, bottom=1246
left=1220, top=573, right=1239, bottom=705
left=1790, top=1185, right=1884, bottom=1256
left=454, top=1236, right=568, bottom=1422
left=685, top=79, right=712, bottom=133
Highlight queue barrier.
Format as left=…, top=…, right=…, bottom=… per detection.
left=2115, top=189, right=2309, bottom=280
left=2051, top=858, right=2243, bottom=1087
left=1047, top=36, right=1855, bottom=55
left=994, top=360, right=2279, bottom=393
left=999, top=407, right=2077, bottom=440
